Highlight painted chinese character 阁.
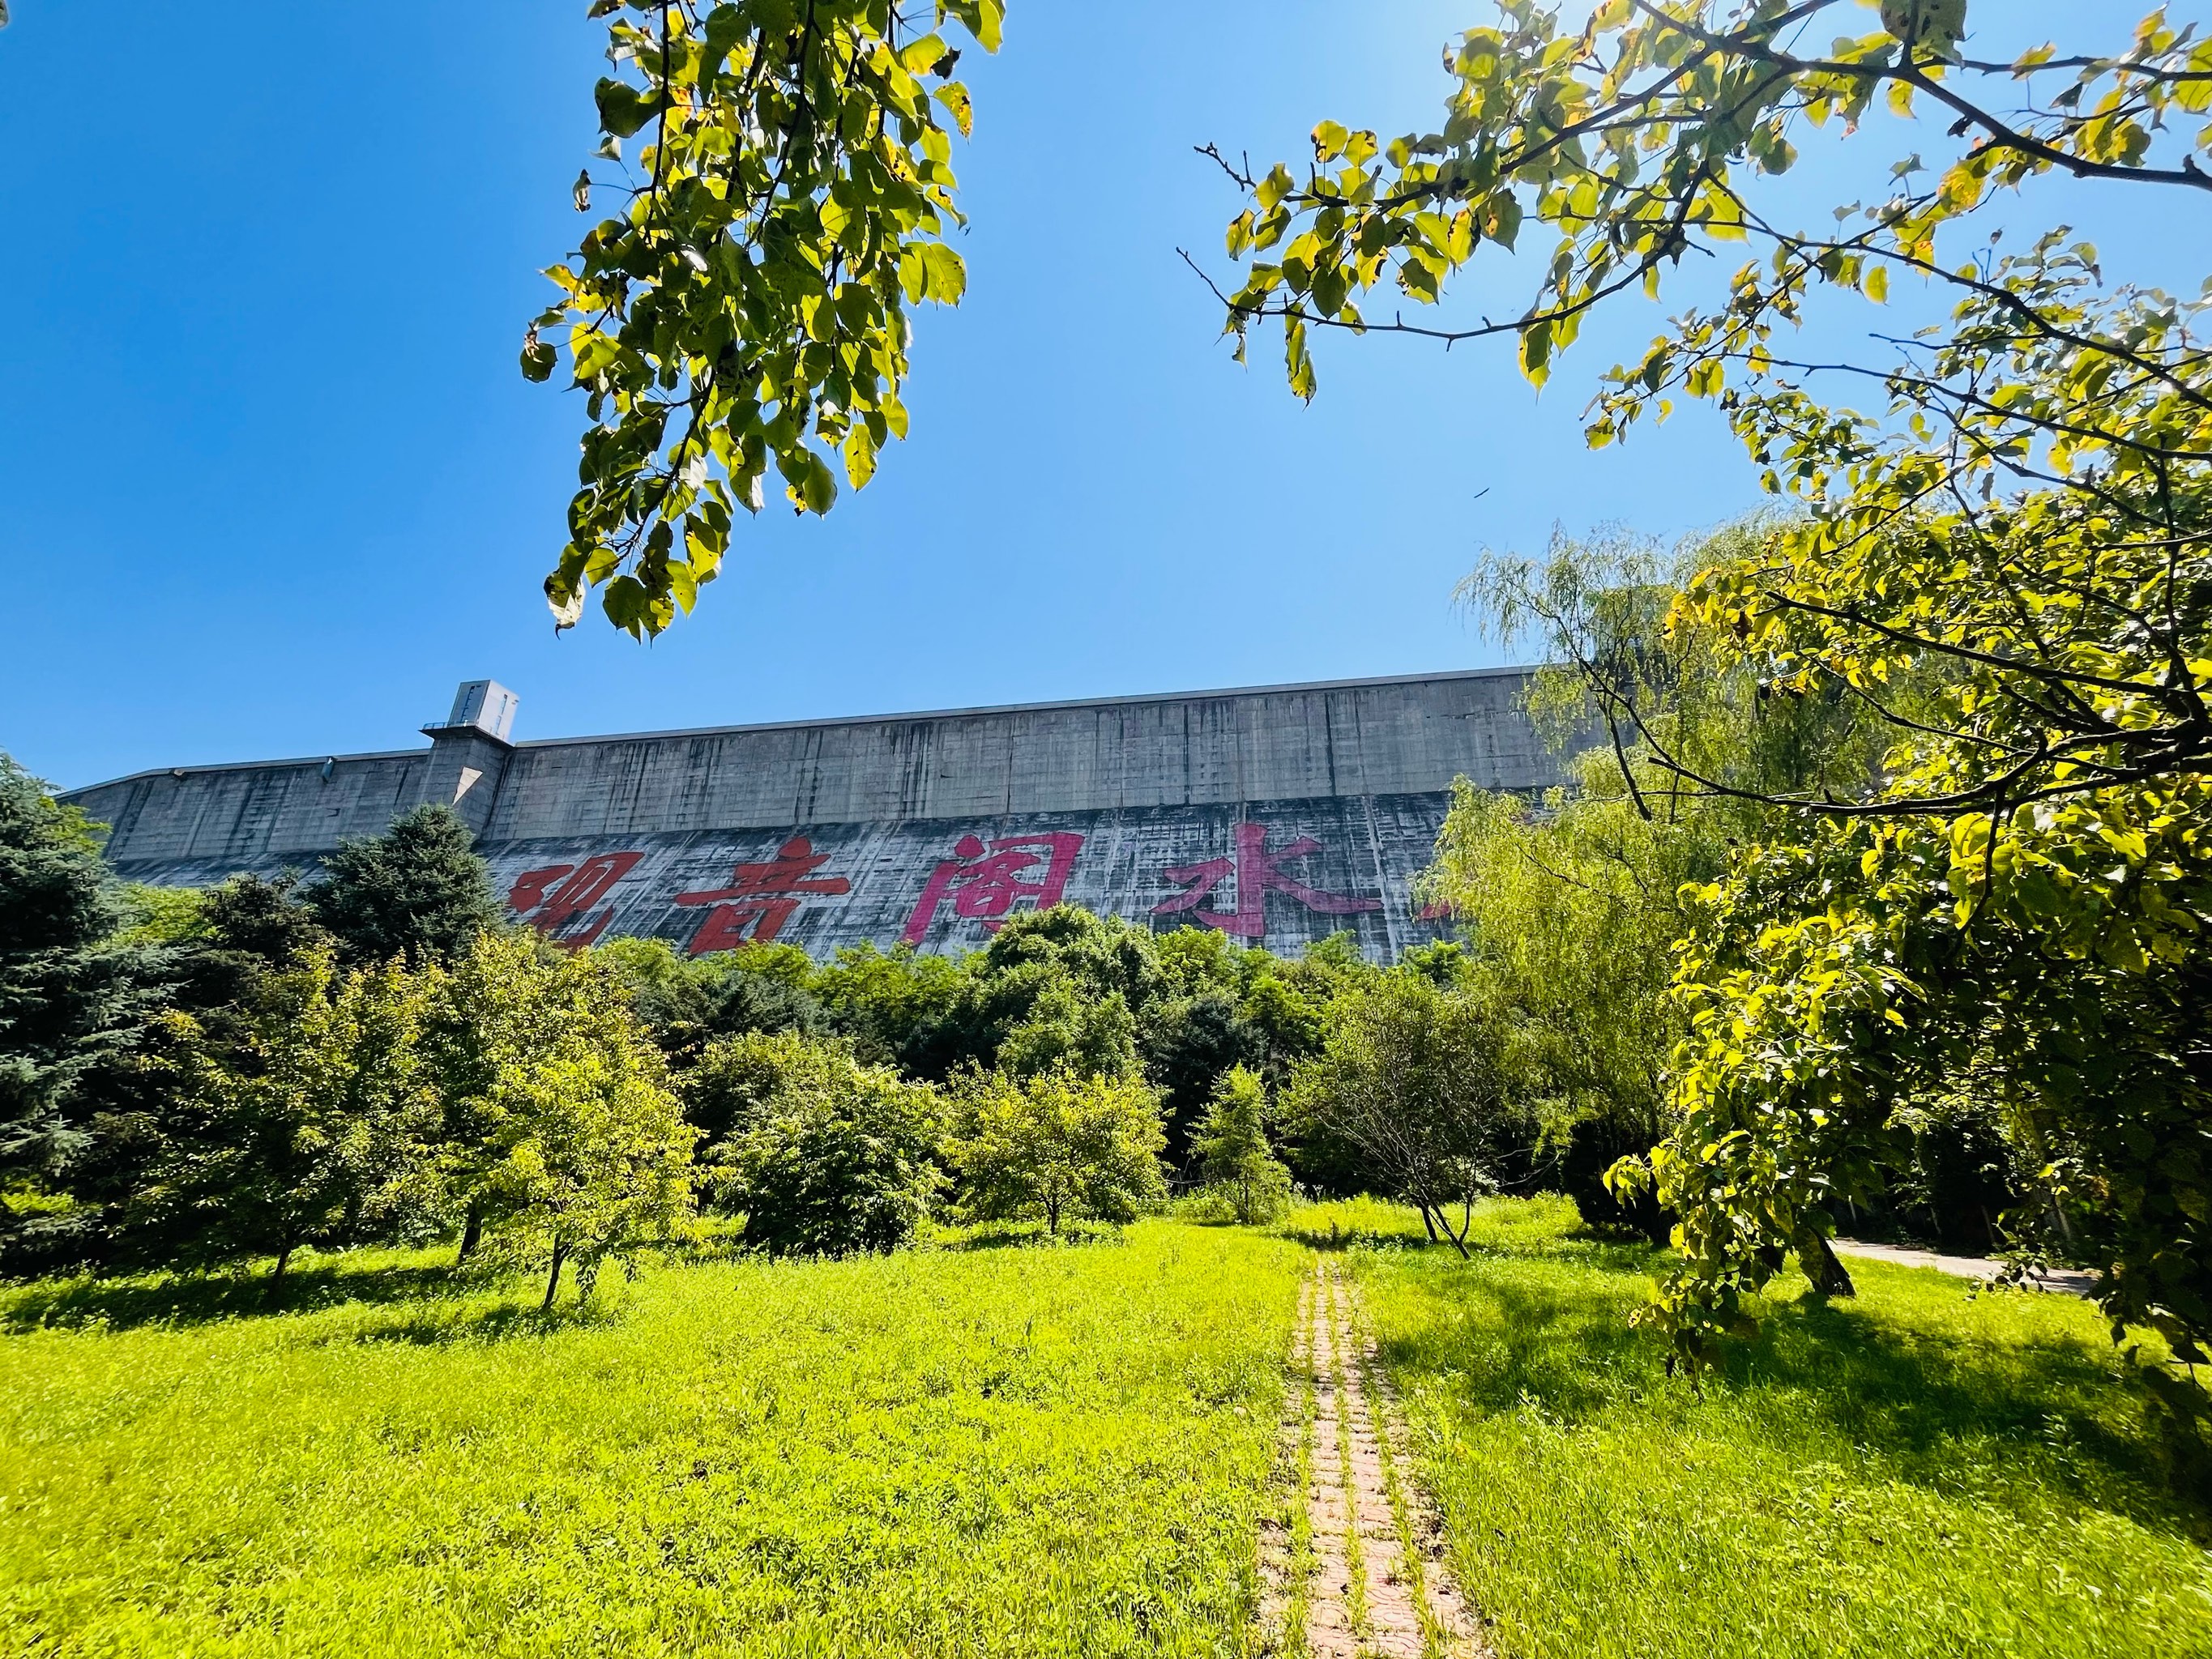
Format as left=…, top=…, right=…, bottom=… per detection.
left=901, top=832, right=1084, bottom=946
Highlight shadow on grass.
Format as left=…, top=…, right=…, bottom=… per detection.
left=1, top=1260, right=483, bottom=1333
left=342, top=1296, right=629, bottom=1346
left=1279, top=1217, right=1440, bottom=1253
left=929, top=1221, right=1128, bottom=1253
left=1381, top=1243, right=2211, bottom=1542
left=1378, top=1271, right=1656, bottom=1421
left=1748, top=1294, right=2206, bottom=1534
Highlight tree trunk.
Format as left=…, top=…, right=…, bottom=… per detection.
left=457, top=1203, right=483, bottom=1265
left=271, top=1244, right=293, bottom=1284
left=1046, top=1197, right=1061, bottom=1236
left=2048, top=1189, right=2076, bottom=1247
left=542, top=1243, right=569, bottom=1311
left=1797, top=1230, right=1856, bottom=1299
left=1417, top=1205, right=1440, bottom=1243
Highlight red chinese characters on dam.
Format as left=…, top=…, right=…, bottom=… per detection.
left=676, top=837, right=853, bottom=953
left=901, top=833, right=1085, bottom=946
left=503, top=822, right=1383, bottom=953
left=1151, top=822, right=1381, bottom=939
left=508, top=851, right=644, bottom=949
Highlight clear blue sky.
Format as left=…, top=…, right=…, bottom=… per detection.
left=2, top=2, right=2198, bottom=790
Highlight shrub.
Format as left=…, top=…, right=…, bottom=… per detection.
left=1192, top=1065, right=1292, bottom=1225
left=694, top=1033, right=943, bottom=1256
left=951, top=1068, right=1167, bottom=1235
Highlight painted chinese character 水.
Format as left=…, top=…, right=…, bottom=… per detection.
left=1151, top=822, right=1381, bottom=940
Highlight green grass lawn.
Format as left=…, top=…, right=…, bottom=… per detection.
left=1303, top=1196, right=2212, bottom=1659
left=0, top=1224, right=1305, bottom=1657
left=6, top=1205, right=2209, bottom=1658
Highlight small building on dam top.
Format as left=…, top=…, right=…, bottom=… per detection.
left=61, top=670, right=1565, bottom=963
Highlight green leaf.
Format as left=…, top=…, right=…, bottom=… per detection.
left=920, top=242, right=967, bottom=303
left=941, top=0, right=1003, bottom=53
left=843, top=425, right=879, bottom=489
left=779, top=446, right=838, bottom=514
left=519, top=326, right=557, bottom=383
left=933, top=81, right=975, bottom=139
left=594, top=78, right=657, bottom=139
left=1519, top=318, right=1553, bottom=385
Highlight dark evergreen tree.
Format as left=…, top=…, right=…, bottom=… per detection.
left=308, top=804, right=499, bottom=966
left=703, top=970, right=826, bottom=1043
left=1140, top=992, right=1260, bottom=1170
left=197, top=873, right=331, bottom=981
left=43, top=876, right=335, bottom=1272
left=0, top=757, right=164, bottom=1269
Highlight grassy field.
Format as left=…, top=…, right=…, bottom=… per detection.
left=5, top=1205, right=2210, bottom=1658
left=0, top=1224, right=1305, bottom=1657
left=1303, top=1196, right=2212, bottom=1659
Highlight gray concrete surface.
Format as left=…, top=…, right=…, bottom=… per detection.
left=62, top=669, right=1567, bottom=961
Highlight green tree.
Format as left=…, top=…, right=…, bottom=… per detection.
left=1210, top=2, right=2212, bottom=1375
left=114, top=884, right=211, bottom=947
left=593, top=934, right=725, bottom=1060
left=45, top=874, right=339, bottom=1273
left=597, top=936, right=826, bottom=1064
left=1192, top=1065, right=1292, bottom=1225
left=152, top=948, right=439, bottom=1282
left=430, top=932, right=696, bottom=1303
left=813, top=940, right=976, bottom=1075
left=0, top=756, right=164, bottom=1269
left=1423, top=768, right=1702, bottom=1242
left=695, top=1031, right=943, bottom=1256
left=1285, top=971, right=1532, bottom=1255
left=950, top=1068, right=1166, bottom=1235
left=533, top=0, right=1005, bottom=635
left=980, top=907, right=1166, bottom=1013
left=310, top=805, right=500, bottom=969
left=1141, top=989, right=1261, bottom=1168
left=995, top=979, right=1141, bottom=1083
left=1152, top=924, right=1246, bottom=1000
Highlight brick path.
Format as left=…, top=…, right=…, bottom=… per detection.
left=1259, top=1260, right=1487, bottom=1658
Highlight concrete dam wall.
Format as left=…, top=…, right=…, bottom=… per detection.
left=62, top=669, right=1563, bottom=962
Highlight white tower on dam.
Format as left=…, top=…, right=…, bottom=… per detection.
left=61, top=669, right=1566, bottom=962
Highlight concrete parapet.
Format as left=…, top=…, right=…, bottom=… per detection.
left=63, top=669, right=1564, bottom=960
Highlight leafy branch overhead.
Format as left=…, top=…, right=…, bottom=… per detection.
left=1206, top=0, right=2212, bottom=408
left=529, top=0, right=1005, bottom=638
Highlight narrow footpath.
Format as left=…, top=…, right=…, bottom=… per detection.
left=1259, top=1259, right=1488, bottom=1658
